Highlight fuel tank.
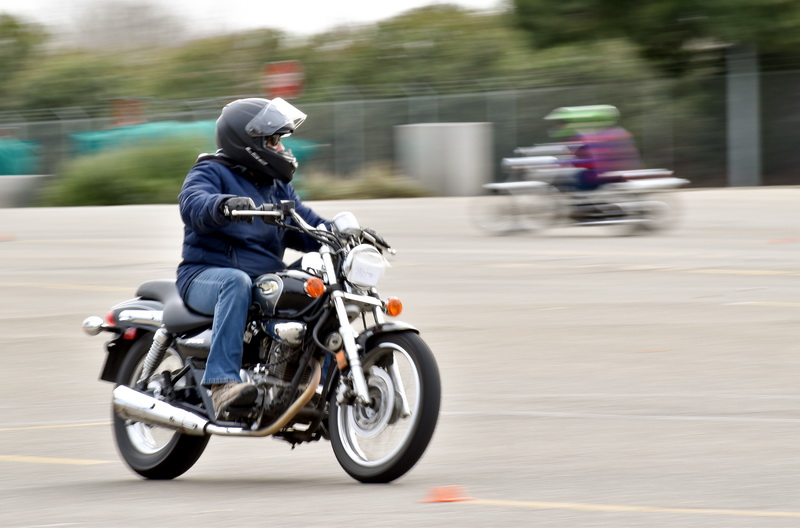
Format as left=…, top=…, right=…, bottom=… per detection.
left=253, top=269, right=319, bottom=318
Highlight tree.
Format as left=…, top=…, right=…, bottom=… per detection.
left=0, top=14, right=47, bottom=98
left=4, top=53, right=125, bottom=112
left=511, top=0, right=800, bottom=75
left=66, top=0, right=188, bottom=49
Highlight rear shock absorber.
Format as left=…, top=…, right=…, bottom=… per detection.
left=137, top=327, right=172, bottom=385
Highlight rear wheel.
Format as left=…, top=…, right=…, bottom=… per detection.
left=634, top=193, right=680, bottom=234
left=329, top=332, right=441, bottom=483
left=611, top=193, right=680, bottom=236
left=112, top=334, right=209, bottom=480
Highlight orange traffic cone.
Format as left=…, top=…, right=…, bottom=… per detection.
left=420, top=485, right=474, bottom=503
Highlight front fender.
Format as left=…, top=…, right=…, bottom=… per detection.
left=356, top=321, right=419, bottom=351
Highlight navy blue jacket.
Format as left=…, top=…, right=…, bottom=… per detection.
left=176, top=159, right=328, bottom=300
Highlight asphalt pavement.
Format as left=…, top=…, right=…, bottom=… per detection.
left=0, top=187, right=799, bottom=527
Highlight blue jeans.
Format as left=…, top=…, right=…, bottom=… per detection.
left=184, top=267, right=253, bottom=386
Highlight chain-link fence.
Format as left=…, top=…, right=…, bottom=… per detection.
left=2, top=71, right=798, bottom=188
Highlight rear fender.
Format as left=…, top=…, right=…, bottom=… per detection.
left=99, top=337, right=135, bottom=383
left=99, top=297, right=162, bottom=384
left=109, top=298, right=164, bottom=332
left=99, top=332, right=157, bottom=384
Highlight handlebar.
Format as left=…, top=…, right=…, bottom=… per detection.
left=228, top=200, right=395, bottom=254
left=362, top=228, right=394, bottom=254
left=230, top=209, right=282, bottom=219
left=229, top=200, right=296, bottom=221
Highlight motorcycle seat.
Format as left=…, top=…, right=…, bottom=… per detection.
left=136, top=279, right=213, bottom=334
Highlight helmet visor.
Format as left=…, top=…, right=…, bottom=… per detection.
left=245, top=97, right=307, bottom=138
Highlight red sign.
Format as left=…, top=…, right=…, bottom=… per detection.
left=263, top=60, right=304, bottom=99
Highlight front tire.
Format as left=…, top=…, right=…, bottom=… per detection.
left=329, top=332, right=441, bottom=483
left=471, top=190, right=529, bottom=234
left=112, top=333, right=210, bottom=480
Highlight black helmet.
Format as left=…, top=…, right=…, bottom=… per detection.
left=215, top=97, right=307, bottom=183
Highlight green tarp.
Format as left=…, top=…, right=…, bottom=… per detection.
left=70, top=120, right=322, bottom=163
left=0, top=138, right=40, bottom=175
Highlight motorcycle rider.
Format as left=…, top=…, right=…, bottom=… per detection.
left=544, top=105, right=641, bottom=191
left=176, top=97, right=329, bottom=417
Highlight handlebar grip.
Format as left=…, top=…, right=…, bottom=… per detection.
left=229, top=203, right=279, bottom=217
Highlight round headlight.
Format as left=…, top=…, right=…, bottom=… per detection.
left=343, top=244, right=387, bottom=289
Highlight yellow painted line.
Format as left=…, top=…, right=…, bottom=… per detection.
left=620, top=265, right=682, bottom=272
left=688, top=268, right=796, bottom=276
left=614, top=266, right=799, bottom=276
left=0, top=455, right=110, bottom=466
left=496, top=263, right=800, bottom=277
left=0, top=422, right=111, bottom=432
left=727, top=301, right=800, bottom=307
left=466, top=499, right=800, bottom=518
left=0, top=282, right=133, bottom=292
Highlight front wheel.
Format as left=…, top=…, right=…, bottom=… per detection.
left=112, top=333, right=210, bottom=480
left=329, top=332, right=441, bottom=483
left=471, top=190, right=529, bottom=234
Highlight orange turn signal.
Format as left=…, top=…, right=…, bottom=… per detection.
left=385, top=297, right=403, bottom=317
left=304, top=277, right=326, bottom=298
left=336, top=350, right=348, bottom=370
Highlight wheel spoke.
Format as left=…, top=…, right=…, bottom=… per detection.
left=337, top=345, right=421, bottom=467
left=328, top=332, right=440, bottom=483
left=121, top=350, right=184, bottom=454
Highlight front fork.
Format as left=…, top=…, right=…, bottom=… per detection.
left=319, top=244, right=373, bottom=406
left=320, top=245, right=412, bottom=416
left=331, top=291, right=372, bottom=406
left=330, top=293, right=412, bottom=417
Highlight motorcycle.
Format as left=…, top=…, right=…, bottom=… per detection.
left=473, top=144, right=689, bottom=236
left=82, top=201, right=441, bottom=483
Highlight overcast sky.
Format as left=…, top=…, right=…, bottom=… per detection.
left=0, top=0, right=507, bottom=36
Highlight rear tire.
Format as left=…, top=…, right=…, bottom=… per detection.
left=112, top=333, right=209, bottom=480
left=635, top=192, right=680, bottom=234
left=613, top=193, right=680, bottom=236
left=329, top=332, right=440, bottom=483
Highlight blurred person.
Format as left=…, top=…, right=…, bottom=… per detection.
left=544, top=105, right=642, bottom=191
left=177, top=97, right=330, bottom=417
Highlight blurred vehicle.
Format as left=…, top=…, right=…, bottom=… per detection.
left=82, top=203, right=440, bottom=483
left=473, top=105, right=689, bottom=236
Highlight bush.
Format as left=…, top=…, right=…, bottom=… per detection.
left=42, top=144, right=430, bottom=206
left=296, top=164, right=431, bottom=200
left=41, top=138, right=207, bottom=206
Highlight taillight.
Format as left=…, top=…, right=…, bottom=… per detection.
left=105, top=311, right=116, bottom=327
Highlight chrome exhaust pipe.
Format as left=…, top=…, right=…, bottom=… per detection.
left=113, top=385, right=209, bottom=436
left=112, top=358, right=321, bottom=438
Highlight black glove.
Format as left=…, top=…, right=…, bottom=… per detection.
left=221, top=196, right=256, bottom=223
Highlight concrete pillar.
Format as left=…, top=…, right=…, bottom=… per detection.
left=726, top=44, right=761, bottom=187
left=394, top=123, right=492, bottom=196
